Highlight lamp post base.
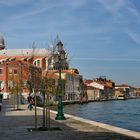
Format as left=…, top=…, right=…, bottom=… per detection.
left=55, top=95, right=65, bottom=120
left=55, top=113, right=66, bottom=120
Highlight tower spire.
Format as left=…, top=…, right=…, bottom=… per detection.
left=0, top=32, right=5, bottom=50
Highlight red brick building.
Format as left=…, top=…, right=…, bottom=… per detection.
left=0, top=34, right=49, bottom=98
left=0, top=60, right=42, bottom=98
left=0, top=34, right=85, bottom=102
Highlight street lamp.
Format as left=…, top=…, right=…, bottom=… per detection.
left=55, top=41, right=66, bottom=120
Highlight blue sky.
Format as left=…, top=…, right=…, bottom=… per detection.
left=1, top=0, right=140, bottom=87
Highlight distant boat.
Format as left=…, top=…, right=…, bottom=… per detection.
left=117, top=95, right=126, bottom=100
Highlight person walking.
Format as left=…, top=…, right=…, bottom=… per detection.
left=27, top=95, right=33, bottom=110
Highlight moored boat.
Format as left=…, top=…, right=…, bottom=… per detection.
left=117, top=95, right=126, bottom=100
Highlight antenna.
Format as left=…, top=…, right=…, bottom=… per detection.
left=55, top=34, right=61, bottom=43
left=31, top=41, right=36, bottom=57
left=32, top=41, right=36, bottom=49
left=52, top=34, right=62, bottom=53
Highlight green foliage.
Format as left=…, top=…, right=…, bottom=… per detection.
left=8, top=74, right=21, bottom=95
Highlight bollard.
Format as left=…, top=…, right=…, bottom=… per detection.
left=0, top=103, right=2, bottom=111
left=0, top=94, right=3, bottom=111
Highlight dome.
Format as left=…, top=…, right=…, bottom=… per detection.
left=0, top=33, right=5, bottom=50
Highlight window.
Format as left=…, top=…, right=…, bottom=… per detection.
left=37, top=60, right=40, bottom=66
left=9, top=69, right=12, bottom=74
left=8, top=81, right=13, bottom=88
left=23, top=80, right=27, bottom=87
left=33, top=61, right=36, bottom=66
left=0, top=81, right=4, bottom=90
left=0, top=69, right=2, bottom=74
left=14, top=69, right=18, bottom=75
left=33, top=59, right=40, bottom=67
left=0, top=81, right=2, bottom=90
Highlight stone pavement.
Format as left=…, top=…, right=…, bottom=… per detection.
left=0, top=100, right=139, bottom=140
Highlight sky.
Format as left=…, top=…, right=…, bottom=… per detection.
left=1, top=0, right=140, bottom=87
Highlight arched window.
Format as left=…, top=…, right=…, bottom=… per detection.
left=37, top=60, right=40, bottom=67
left=33, top=61, right=36, bottom=66
left=33, top=59, right=40, bottom=67
left=0, top=68, right=3, bottom=75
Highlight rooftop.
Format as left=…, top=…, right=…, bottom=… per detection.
left=0, top=48, right=50, bottom=57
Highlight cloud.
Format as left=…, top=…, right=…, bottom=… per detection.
left=97, top=0, right=140, bottom=46
left=73, top=57, right=140, bottom=62
left=60, top=0, right=87, bottom=9
left=10, top=7, right=48, bottom=20
left=97, top=0, right=125, bottom=15
left=0, top=0, right=29, bottom=6
left=126, top=30, right=140, bottom=45
left=97, top=0, right=140, bottom=23
left=127, top=6, right=140, bottom=23
left=9, top=0, right=87, bottom=20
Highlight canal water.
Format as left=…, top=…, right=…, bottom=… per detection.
left=63, top=98, right=140, bottom=132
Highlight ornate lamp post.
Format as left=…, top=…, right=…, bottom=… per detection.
left=55, top=41, right=66, bottom=120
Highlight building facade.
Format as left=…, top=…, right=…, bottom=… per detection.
left=0, top=34, right=85, bottom=102
left=45, top=69, right=87, bottom=102
left=0, top=60, right=42, bottom=98
left=93, top=76, right=115, bottom=100
left=115, top=84, right=137, bottom=98
left=0, top=34, right=48, bottom=98
left=85, top=80, right=104, bottom=101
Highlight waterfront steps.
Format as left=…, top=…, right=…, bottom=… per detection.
left=0, top=100, right=139, bottom=140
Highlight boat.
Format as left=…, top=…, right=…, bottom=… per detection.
left=117, top=95, right=126, bottom=100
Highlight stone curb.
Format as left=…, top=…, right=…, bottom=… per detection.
left=36, top=106, right=140, bottom=139
left=49, top=110, right=140, bottom=140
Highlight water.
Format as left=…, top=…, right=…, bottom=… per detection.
left=63, top=98, right=140, bottom=132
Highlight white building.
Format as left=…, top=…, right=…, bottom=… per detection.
left=86, top=80, right=104, bottom=101
left=65, top=72, right=81, bottom=101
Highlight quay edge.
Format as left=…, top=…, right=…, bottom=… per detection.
left=50, top=109, right=140, bottom=140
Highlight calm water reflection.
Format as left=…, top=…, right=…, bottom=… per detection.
left=63, top=99, right=140, bottom=132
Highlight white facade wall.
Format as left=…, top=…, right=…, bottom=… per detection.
left=87, top=81, right=104, bottom=101
left=89, top=81, right=104, bottom=90
left=65, top=74, right=80, bottom=101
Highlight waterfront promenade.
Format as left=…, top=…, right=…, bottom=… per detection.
left=0, top=100, right=139, bottom=140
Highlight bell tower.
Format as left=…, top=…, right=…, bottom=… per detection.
left=0, top=33, right=5, bottom=50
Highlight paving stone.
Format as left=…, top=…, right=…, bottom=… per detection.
left=0, top=100, right=139, bottom=140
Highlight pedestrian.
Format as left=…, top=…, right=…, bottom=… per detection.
left=27, top=95, right=33, bottom=110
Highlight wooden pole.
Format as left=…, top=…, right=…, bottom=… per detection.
left=33, top=88, right=37, bottom=129
left=46, top=94, right=50, bottom=129
left=42, top=89, right=46, bottom=127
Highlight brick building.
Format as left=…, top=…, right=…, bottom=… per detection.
left=0, top=34, right=85, bottom=102
left=0, top=60, right=42, bottom=98
left=0, top=34, right=50, bottom=98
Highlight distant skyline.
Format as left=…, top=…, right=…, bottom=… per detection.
left=1, top=0, right=140, bottom=87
